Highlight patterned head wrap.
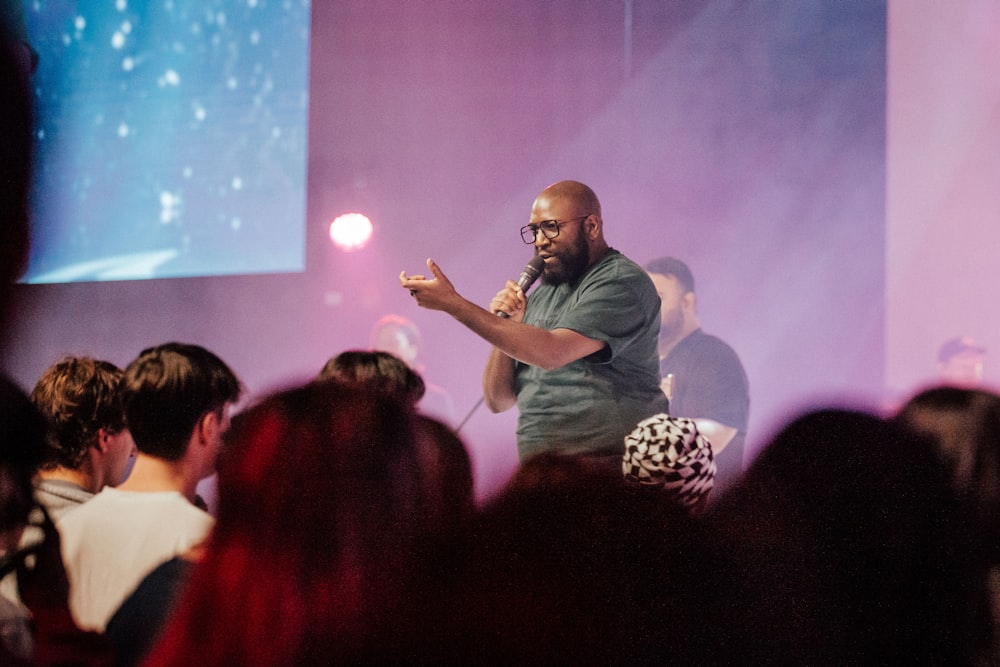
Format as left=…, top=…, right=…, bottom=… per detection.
left=622, top=414, right=716, bottom=510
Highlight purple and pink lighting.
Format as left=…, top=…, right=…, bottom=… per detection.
left=8, top=0, right=1000, bottom=501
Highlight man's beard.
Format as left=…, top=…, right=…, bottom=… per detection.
left=540, top=234, right=590, bottom=286
left=658, top=308, right=685, bottom=344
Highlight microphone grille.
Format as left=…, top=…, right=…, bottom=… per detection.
left=526, top=254, right=545, bottom=276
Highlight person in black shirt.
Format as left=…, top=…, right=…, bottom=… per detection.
left=645, top=257, right=749, bottom=491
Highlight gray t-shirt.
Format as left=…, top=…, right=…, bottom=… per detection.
left=514, top=249, right=669, bottom=459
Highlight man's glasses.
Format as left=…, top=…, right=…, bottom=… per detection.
left=520, top=215, right=589, bottom=244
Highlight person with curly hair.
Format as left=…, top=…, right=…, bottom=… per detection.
left=29, top=357, right=135, bottom=520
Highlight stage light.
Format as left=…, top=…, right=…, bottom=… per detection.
left=328, top=212, right=373, bottom=252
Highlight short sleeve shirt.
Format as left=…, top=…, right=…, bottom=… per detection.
left=514, top=249, right=669, bottom=459
left=661, top=328, right=750, bottom=484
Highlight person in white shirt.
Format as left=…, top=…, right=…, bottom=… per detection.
left=58, top=342, right=240, bottom=632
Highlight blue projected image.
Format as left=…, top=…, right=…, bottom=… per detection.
left=23, top=0, right=311, bottom=283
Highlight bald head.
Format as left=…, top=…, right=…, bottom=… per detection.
left=538, top=180, right=602, bottom=221
left=529, top=181, right=608, bottom=284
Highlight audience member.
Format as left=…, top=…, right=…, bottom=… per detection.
left=425, top=451, right=737, bottom=664
left=1, top=27, right=113, bottom=667
left=109, top=352, right=475, bottom=666
left=0, top=1, right=36, bottom=76
left=896, top=386, right=1000, bottom=532
left=896, top=386, right=1000, bottom=664
left=142, top=381, right=468, bottom=665
left=0, top=18, right=39, bottom=569
left=58, top=342, right=240, bottom=633
left=707, top=408, right=991, bottom=665
left=0, top=21, right=33, bottom=336
left=316, top=349, right=425, bottom=406
left=0, top=377, right=47, bottom=664
left=0, top=357, right=132, bottom=658
left=316, top=349, right=473, bottom=533
left=369, top=314, right=457, bottom=425
left=937, top=335, right=987, bottom=388
left=0, top=21, right=34, bottom=512
left=104, top=544, right=204, bottom=667
left=0, top=381, right=42, bottom=553
left=0, top=376, right=114, bottom=666
left=411, top=413, right=474, bottom=538
left=29, top=356, right=135, bottom=519
left=645, top=256, right=749, bottom=492
left=622, top=412, right=716, bottom=512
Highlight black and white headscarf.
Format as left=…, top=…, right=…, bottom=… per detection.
left=622, top=413, right=716, bottom=510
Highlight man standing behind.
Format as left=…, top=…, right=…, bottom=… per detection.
left=645, top=257, right=749, bottom=490
left=401, top=180, right=668, bottom=461
left=369, top=314, right=457, bottom=426
left=29, top=357, right=136, bottom=520
left=58, top=342, right=241, bottom=632
left=936, top=336, right=987, bottom=388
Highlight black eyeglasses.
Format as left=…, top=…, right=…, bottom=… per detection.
left=520, top=215, right=589, bottom=244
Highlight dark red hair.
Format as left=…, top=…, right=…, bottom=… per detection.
left=144, top=382, right=442, bottom=665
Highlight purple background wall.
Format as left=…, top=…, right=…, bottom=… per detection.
left=886, top=1, right=1000, bottom=398
left=5, top=1, right=888, bottom=499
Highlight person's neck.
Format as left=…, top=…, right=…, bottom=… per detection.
left=37, top=466, right=98, bottom=494
left=586, top=243, right=611, bottom=271
left=658, top=319, right=700, bottom=360
left=117, top=453, right=198, bottom=502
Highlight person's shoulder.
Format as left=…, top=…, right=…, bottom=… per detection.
left=34, top=479, right=93, bottom=521
left=55, top=486, right=119, bottom=527
left=691, top=329, right=739, bottom=352
left=122, top=490, right=213, bottom=520
left=60, top=488, right=188, bottom=520
left=34, top=478, right=92, bottom=501
left=684, top=330, right=747, bottom=369
left=152, top=493, right=215, bottom=531
left=84, top=491, right=213, bottom=538
left=585, top=249, right=654, bottom=288
left=600, top=248, right=642, bottom=273
left=54, top=492, right=106, bottom=545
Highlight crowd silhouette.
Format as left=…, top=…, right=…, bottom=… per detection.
left=5, top=346, right=1000, bottom=664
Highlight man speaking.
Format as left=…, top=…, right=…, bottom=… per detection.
left=400, top=180, right=668, bottom=461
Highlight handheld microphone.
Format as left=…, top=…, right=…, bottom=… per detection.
left=497, top=254, right=545, bottom=318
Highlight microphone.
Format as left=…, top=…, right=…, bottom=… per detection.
left=498, top=255, right=545, bottom=318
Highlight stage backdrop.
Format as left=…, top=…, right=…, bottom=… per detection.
left=7, top=0, right=889, bottom=499
left=22, top=1, right=310, bottom=283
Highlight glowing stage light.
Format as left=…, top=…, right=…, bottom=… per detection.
left=328, top=212, right=373, bottom=251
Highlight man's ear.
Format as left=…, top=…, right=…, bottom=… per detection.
left=95, top=428, right=111, bottom=453
left=585, top=214, right=601, bottom=240
left=683, top=291, right=696, bottom=312
left=200, top=411, right=220, bottom=443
